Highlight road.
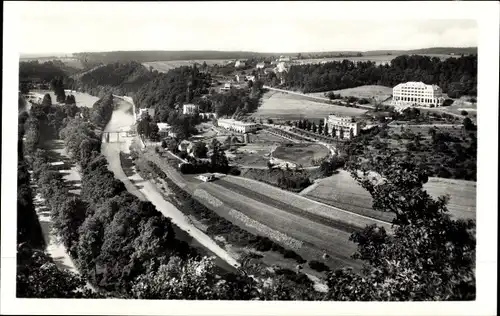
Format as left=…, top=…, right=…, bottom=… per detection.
left=101, top=98, right=240, bottom=270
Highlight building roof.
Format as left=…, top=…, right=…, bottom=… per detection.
left=157, top=123, right=171, bottom=130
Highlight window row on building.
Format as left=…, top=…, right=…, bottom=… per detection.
left=217, top=118, right=258, bottom=134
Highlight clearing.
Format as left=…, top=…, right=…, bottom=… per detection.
left=252, top=91, right=367, bottom=121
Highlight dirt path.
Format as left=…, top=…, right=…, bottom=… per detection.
left=101, top=98, right=240, bottom=269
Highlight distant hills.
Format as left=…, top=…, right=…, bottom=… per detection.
left=20, top=47, right=477, bottom=71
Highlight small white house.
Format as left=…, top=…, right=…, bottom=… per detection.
left=256, top=62, right=266, bottom=69
left=220, top=83, right=232, bottom=92
left=199, top=173, right=216, bottom=182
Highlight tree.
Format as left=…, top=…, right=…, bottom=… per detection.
left=461, top=110, right=468, bottom=116
left=76, top=216, right=104, bottom=282
left=210, top=139, right=229, bottom=173
left=16, top=243, right=90, bottom=298
left=42, top=93, right=52, bottom=107
left=149, top=122, right=160, bottom=141
left=331, top=155, right=476, bottom=300
left=312, top=122, right=317, bottom=133
left=324, top=123, right=329, bottom=136
left=192, top=142, right=208, bottom=158
left=318, top=122, right=323, bottom=135
left=463, top=117, right=476, bottom=131
left=51, top=197, right=88, bottom=258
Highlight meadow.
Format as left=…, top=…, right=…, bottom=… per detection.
left=251, top=91, right=367, bottom=121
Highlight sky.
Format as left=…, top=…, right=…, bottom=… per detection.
left=12, top=2, right=478, bottom=56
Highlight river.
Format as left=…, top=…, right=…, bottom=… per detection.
left=100, top=98, right=239, bottom=273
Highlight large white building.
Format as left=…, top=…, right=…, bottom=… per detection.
left=392, top=81, right=445, bottom=107
left=217, top=118, right=258, bottom=134
left=235, top=60, right=246, bottom=68
left=183, top=103, right=199, bottom=115
left=326, top=115, right=360, bottom=139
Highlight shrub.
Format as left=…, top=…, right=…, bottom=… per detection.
left=308, top=260, right=330, bottom=273
left=461, top=110, right=468, bottom=116
left=228, top=167, right=241, bottom=176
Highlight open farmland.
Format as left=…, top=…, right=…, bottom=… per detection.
left=308, top=85, right=393, bottom=103
left=294, top=54, right=458, bottom=66
left=143, top=59, right=233, bottom=73
left=303, top=170, right=476, bottom=221
left=252, top=91, right=367, bottom=120
left=273, top=143, right=329, bottom=167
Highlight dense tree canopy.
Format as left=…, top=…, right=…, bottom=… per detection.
left=74, top=61, right=156, bottom=97
left=134, top=65, right=212, bottom=120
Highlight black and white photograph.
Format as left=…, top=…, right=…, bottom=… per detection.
left=1, top=1, right=498, bottom=315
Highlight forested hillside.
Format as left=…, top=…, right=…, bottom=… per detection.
left=19, top=60, right=80, bottom=83
left=134, top=65, right=212, bottom=119
left=278, top=55, right=477, bottom=97
left=70, top=61, right=157, bottom=97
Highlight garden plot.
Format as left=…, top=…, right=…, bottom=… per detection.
left=272, top=143, right=329, bottom=168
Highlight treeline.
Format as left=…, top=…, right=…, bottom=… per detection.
left=72, top=61, right=156, bottom=97
left=279, top=55, right=477, bottom=97
left=19, top=60, right=77, bottom=83
left=73, top=51, right=278, bottom=64
left=17, top=105, right=97, bottom=298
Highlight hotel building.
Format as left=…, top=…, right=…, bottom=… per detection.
left=326, top=115, right=360, bottom=139
left=392, top=81, right=445, bottom=107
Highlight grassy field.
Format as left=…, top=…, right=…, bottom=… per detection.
left=273, top=143, right=329, bottom=167
left=440, top=96, right=477, bottom=116
left=252, top=91, right=367, bottom=120
left=143, top=59, right=233, bottom=73
left=308, top=85, right=393, bottom=104
left=304, top=170, right=476, bottom=221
